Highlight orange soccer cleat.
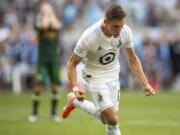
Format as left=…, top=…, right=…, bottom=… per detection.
left=62, top=92, right=77, bottom=119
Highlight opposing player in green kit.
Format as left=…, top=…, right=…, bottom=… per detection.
left=28, top=2, right=62, bottom=122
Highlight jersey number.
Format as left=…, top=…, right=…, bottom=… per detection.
left=99, top=52, right=115, bottom=65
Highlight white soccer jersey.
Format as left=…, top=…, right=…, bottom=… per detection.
left=74, top=19, right=134, bottom=83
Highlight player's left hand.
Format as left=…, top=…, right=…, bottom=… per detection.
left=142, top=84, right=155, bottom=96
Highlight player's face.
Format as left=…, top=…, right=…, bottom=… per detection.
left=40, top=3, right=54, bottom=16
left=105, top=19, right=124, bottom=38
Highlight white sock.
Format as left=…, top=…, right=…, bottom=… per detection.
left=74, top=99, right=100, bottom=120
left=106, top=125, right=121, bottom=135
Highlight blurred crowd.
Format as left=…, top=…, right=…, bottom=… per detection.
left=0, top=0, right=180, bottom=93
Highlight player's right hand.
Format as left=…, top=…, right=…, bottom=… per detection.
left=75, top=91, right=85, bottom=101
left=143, top=84, right=155, bottom=96
left=73, top=86, right=85, bottom=101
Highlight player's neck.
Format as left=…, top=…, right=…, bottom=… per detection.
left=101, top=23, right=112, bottom=38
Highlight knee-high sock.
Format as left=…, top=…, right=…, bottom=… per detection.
left=51, top=91, right=59, bottom=115
left=74, top=99, right=100, bottom=120
left=106, top=125, right=121, bottom=135
left=32, top=92, right=40, bottom=115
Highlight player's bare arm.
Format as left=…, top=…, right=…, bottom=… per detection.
left=67, top=53, right=85, bottom=100
left=126, top=48, right=155, bottom=96
left=50, top=15, right=61, bottom=30
left=36, top=14, right=50, bottom=29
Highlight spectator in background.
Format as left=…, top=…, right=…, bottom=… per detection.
left=28, top=2, right=62, bottom=122
left=0, top=9, right=11, bottom=90
left=170, top=35, right=180, bottom=90
left=10, top=31, right=37, bottom=94
left=158, top=34, right=171, bottom=88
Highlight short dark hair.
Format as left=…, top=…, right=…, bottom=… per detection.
left=105, top=4, right=127, bottom=20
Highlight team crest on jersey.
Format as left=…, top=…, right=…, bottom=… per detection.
left=76, top=47, right=83, bottom=55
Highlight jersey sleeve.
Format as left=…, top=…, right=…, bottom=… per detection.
left=123, top=26, right=134, bottom=48
left=74, top=36, right=89, bottom=58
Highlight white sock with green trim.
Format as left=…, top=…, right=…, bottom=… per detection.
left=74, top=99, right=100, bottom=120
left=106, top=125, right=121, bottom=135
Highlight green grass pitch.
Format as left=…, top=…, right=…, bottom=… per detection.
left=0, top=90, right=180, bottom=135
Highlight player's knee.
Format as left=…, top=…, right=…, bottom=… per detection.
left=32, top=91, right=41, bottom=100
left=106, top=116, right=118, bottom=125
left=101, top=107, right=118, bottom=125
left=52, top=84, right=60, bottom=91
left=36, top=84, right=44, bottom=90
left=51, top=89, right=59, bottom=100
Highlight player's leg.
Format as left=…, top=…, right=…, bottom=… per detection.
left=51, top=85, right=59, bottom=115
left=62, top=82, right=111, bottom=120
left=62, top=81, right=103, bottom=120
left=29, top=85, right=43, bottom=121
left=49, top=61, right=61, bottom=121
left=50, top=84, right=61, bottom=121
left=74, top=97, right=101, bottom=119
left=29, top=64, right=47, bottom=122
left=62, top=92, right=100, bottom=119
left=79, top=82, right=117, bottom=123
left=76, top=79, right=121, bottom=135
left=102, top=79, right=121, bottom=135
left=102, top=107, right=121, bottom=135
left=63, top=80, right=121, bottom=135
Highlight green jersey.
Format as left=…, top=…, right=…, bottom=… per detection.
left=36, top=28, right=60, bottom=62
left=34, top=21, right=61, bottom=84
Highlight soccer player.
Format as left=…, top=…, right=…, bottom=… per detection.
left=28, top=2, right=62, bottom=122
left=62, top=4, right=155, bottom=135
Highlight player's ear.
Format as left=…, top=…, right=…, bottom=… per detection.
left=103, top=19, right=108, bottom=27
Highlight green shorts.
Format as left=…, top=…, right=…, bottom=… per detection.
left=36, top=60, right=61, bottom=85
